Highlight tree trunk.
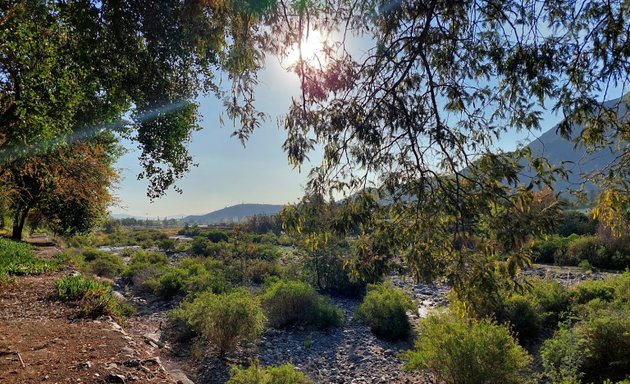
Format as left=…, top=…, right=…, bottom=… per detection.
left=11, top=204, right=28, bottom=241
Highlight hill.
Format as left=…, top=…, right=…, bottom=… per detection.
left=183, top=203, right=284, bottom=224
left=521, top=97, right=628, bottom=194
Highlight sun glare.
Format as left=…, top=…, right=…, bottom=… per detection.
left=286, top=29, right=327, bottom=67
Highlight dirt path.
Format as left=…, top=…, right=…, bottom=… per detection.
left=0, top=242, right=186, bottom=384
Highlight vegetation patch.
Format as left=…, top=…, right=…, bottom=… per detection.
left=356, top=282, right=414, bottom=340
left=170, top=289, right=266, bottom=355
left=228, top=361, right=310, bottom=384
left=55, top=274, right=133, bottom=319
left=0, top=238, right=61, bottom=275
left=261, top=279, right=344, bottom=330
left=403, top=312, right=532, bottom=384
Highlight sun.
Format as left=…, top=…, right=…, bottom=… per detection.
left=286, top=29, right=326, bottom=67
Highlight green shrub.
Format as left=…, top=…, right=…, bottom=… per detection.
left=151, top=258, right=231, bottom=299
left=575, top=306, right=630, bottom=372
left=82, top=248, right=111, bottom=262
left=0, top=238, right=60, bottom=275
left=529, top=279, right=572, bottom=327
left=56, top=274, right=108, bottom=301
left=567, top=235, right=607, bottom=267
left=356, top=283, right=414, bottom=340
left=206, top=230, right=230, bottom=243
left=541, top=326, right=586, bottom=384
left=191, top=236, right=210, bottom=255
left=228, top=361, right=310, bottom=384
left=261, top=279, right=343, bottom=329
left=245, top=259, right=283, bottom=284
left=171, top=289, right=265, bottom=355
left=55, top=274, right=133, bottom=319
left=158, top=238, right=176, bottom=251
left=122, top=250, right=169, bottom=284
left=502, top=295, right=542, bottom=342
left=531, top=235, right=573, bottom=264
left=572, top=279, right=616, bottom=304
left=558, top=211, right=598, bottom=237
left=87, top=252, right=125, bottom=278
left=402, top=313, right=532, bottom=384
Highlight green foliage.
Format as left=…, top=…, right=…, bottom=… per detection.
left=261, top=279, right=343, bottom=329
left=540, top=273, right=630, bottom=382
left=158, top=238, right=176, bottom=252
left=151, top=258, right=231, bottom=299
left=56, top=275, right=107, bottom=301
left=532, top=235, right=575, bottom=264
left=245, top=259, right=283, bottom=284
left=502, top=295, right=542, bottom=342
left=171, top=289, right=265, bottom=355
left=558, top=211, right=598, bottom=237
left=55, top=274, right=133, bottom=319
left=566, top=236, right=607, bottom=267
left=541, top=326, right=586, bottom=384
left=0, top=238, right=60, bottom=275
left=572, top=280, right=616, bottom=304
left=356, top=283, right=414, bottom=340
left=206, top=230, right=230, bottom=243
left=122, top=250, right=169, bottom=290
left=86, top=252, right=125, bottom=278
left=529, top=279, right=573, bottom=327
left=402, top=313, right=532, bottom=384
left=532, top=234, right=630, bottom=270
left=228, top=361, right=310, bottom=384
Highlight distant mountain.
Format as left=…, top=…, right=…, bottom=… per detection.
left=109, top=213, right=139, bottom=219
left=183, top=204, right=284, bottom=224
left=521, top=97, right=628, bottom=194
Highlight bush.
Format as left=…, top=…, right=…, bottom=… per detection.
left=171, top=289, right=265, bottom=355
left=55, top=274, right=133, bottom=319
left=206, top=229, right=230, bottom=243
left=558, top=211, right=598, bottom=237
left=356, top=283, right=414, bottom=340
left=245, top=259, right=283, bottom=284
left=541, top=326, right=586, bottom=384
left=402, top=313, right=532, bottom=384
left=572, top=279, right=616, bottom=304
left=531, top=235, right=573, bottom=264
left=228, top=361, right=310, bottom=384
left=152, top=258, right=231, bottom=299
left=529, top=279, right=572, bottom=327
left=261, top=279, right=343, bottom=329
left=56, top=274, right=109, bottom=301
left=566, top=235, right=608, bottom=267
left=86, top=252, right=125, bottom=278
left=0, top=238, right=60, bottom=275
left=502, top=295, right=542, bottom=342
left=575, top=306, right=630, bottom=372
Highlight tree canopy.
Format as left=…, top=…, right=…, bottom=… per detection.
left=1, top=0, right=276, bottom=197
left=273, top=0, right=628, bottom=308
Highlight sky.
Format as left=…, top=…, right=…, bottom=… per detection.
left=112, top=33, right=571, bottom=219
left=113, top=56, right=315, bottom=218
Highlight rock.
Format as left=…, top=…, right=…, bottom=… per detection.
left=122, top=359, right=140, bottom=367
left=76, top=361, right=91, bottom=370
left=169, top=368, right=195, bottom=384
left=143, top=333, right=164, bottom=348
left=105, top=373, right=126, bottom=383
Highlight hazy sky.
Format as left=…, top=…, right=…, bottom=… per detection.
left=113, top=38, right=566, bottom=218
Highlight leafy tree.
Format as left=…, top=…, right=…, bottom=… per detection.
left=0, top=136, right=119, bottom=239
left=273, top=0, right=628, bottom=307
left=1, top=0, right=278, bottom=201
